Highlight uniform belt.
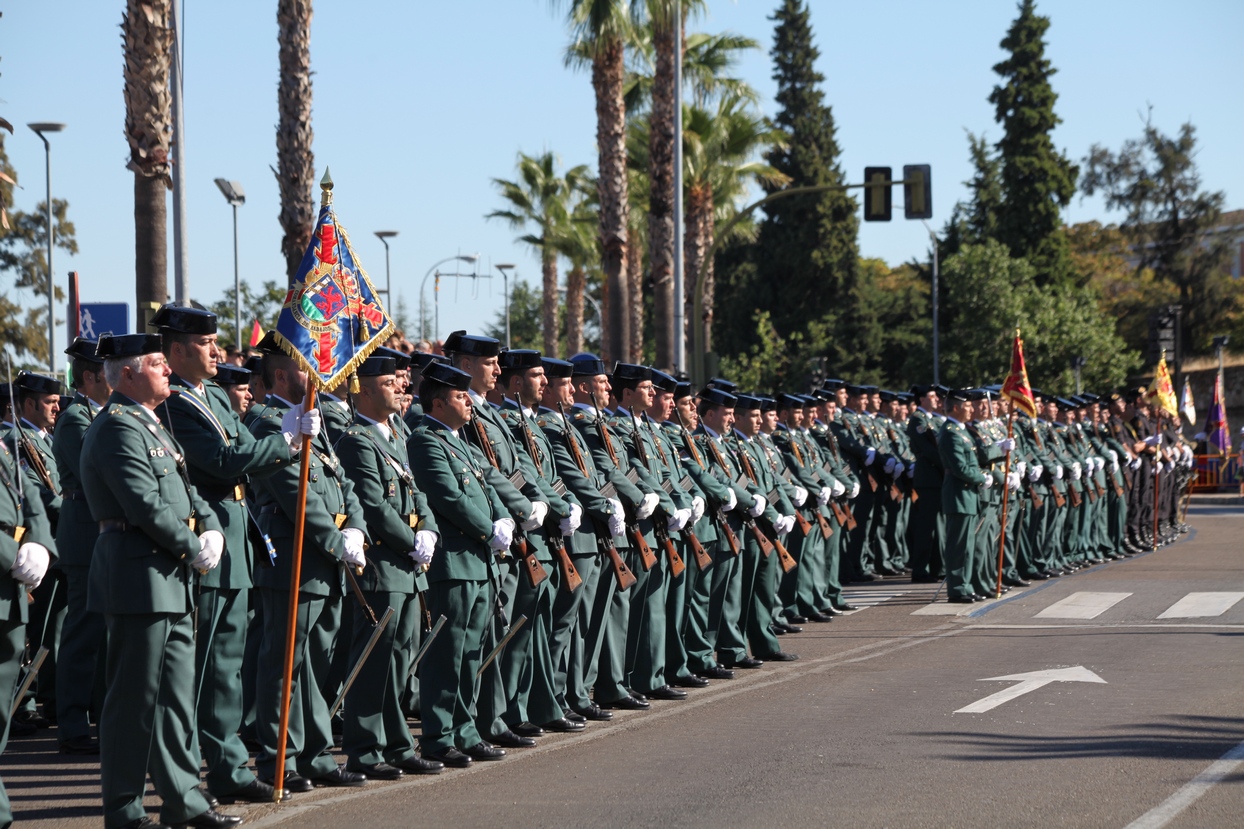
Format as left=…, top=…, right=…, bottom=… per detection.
left=98, top=519, right=130, bottom=534
left=0, top=523, right=25, bottom=542
left=199, top=482, right=247, bottom=501
left=63, top=489, right=88, bottom=501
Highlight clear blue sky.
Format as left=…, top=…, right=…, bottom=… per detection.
left=4, top=0, right=1241, bottom=353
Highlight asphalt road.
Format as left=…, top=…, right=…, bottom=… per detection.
left=8, top=509, right=1244, bottom=829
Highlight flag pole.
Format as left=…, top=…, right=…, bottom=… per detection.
left=1152, top=409, right=1161, bottom=551
left=995, top=410, right=1014, bottom=599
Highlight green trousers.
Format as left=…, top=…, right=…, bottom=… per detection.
left=742, top=535, right=781, bottom=657
left=682, top=541, right=722, bottom=674
left=559, top=553, right=608, bottom=712
left=665, top=537, right=695, bottom=683
left=714, top=531, right=756, bottom=665
left=627, top=549, right=668, bottom=694
left=419, top=578, right=489, bottom=752
left=55, top=565, right=105, bottom=741
left=780, top=520, right=823, bottom=617
left=594, top=550, right=640, bottom=704
left=943, top=512, right=976, bottom=600
left=502, top=566, right=561, bottom=729
left=907, top=487, right=944, bottom=579
left=195, top=586, right=256, bottom=794
left=0, top=620, right=24, bottom=828
left=342, top=589, right=420, bottom=767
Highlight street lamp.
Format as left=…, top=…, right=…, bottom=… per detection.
left=495, top=263, right=515, bottom=348
left=214, top=178, right=246, bottom=350
left=29, top=122, right=65, bottom=373
left=921, top=220, right=939, bottom=385
left=419, top=254, right=479, bottom=342
left=374, top=231, right=398, bottom=311
left=1070, top=355, right=1087, bottom=395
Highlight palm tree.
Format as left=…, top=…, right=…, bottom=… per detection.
left=487, top=152, right=590, bottom=356
left=122, top=0, right=173, bottom=313
left=682, top=94, right=787, bottom=352
left=549, top=198, right=602, bottom=356
left=562, top=0, right=641, bottom=364
left=276, top=0, right=315, bottom=280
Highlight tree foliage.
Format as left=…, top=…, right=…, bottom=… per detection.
left=484, top=278, right=544, bottom=352
left=201, top=279, right=287, bottom=350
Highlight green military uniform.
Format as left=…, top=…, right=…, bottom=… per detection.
left=937, top=411, right=988, bottom=601
left=807, top=408, right=858, bottom=610
left=906, top=400, right=946, bottom=580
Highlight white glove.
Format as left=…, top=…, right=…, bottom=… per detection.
left=1028, top=465, right=1042, bottom=482
left=1110, top=460, right=1119, bottom=474
left=884, top=457, right=896, bottom=475
left=817, top=486, right=832, bottom=506
left=748, top=494, right=767, bottom=518
left=1181, top=445, right=1193, bottom=464
left=489, top=518, right=515, bottom=551
left=849, top=481, right=860, bottom=498
left=607, top=510, right=626, bottom=538
left=906, top=463, right=915, bottom=479
left=191, top=530, right=225, bottom=571
left=299, top=407, right=322, bottom=438
left=521, top=500, right=549, bottom=532
left=773, top=514, right=795, bottom=535
left=1071, top=462, right=1082, bottom=481
left=10, top=542, right=50, bottom=587
left=1015, top=460, right=1027, bottom=478
left=1152, top=462, right=1162, bottom=476
left=635, top=493, right=660, bottom=521
left=723, top=488, right=738, bottom=512
left=865, top=447, right=877, bottom=466
left=981, top=475, right=993, bottom=489
left=1007, top=471, right=1021, bottom=491
left=832, top=479, right=846, bottom=498
left=1107, top=449, right=1118, bottom=462
left=1055, top=465, right=1064, bottom=480
left=1129, top=457, right=1141, bottom=470
left=341, top=527, right=366, bottom=567
left=691, top=496, right=705, bottom=524
left=793, top=486, right=809, bottom=507
left=893, top=461, right=905, bottom=476
left=667, top=508, right=691, bottom=533
left=559, top=503, right=583, bottom=536
left=411, top=530, right=437, bottom=566
left=995, top=438, right=1015, bottom=453
left=1144, top=434, right=1161, bottom=447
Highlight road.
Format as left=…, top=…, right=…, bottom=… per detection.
left=8, top=505, right=1244, bottom=829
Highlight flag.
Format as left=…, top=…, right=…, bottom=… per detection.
left=1204, top=374, right=1231, bottom=457
left=1180, top=377, right=1196, bottom=424
left=1148, top=353, right=1178, bottom=419
left=249, top=319, right=264, bottom=349
left=271, top=170, right=392, bottom=390
left=1000, top=330, right=1037, bottom=417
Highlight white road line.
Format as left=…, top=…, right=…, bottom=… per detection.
left=1034, top=591, right=1131, bottom=619
left=1123, top=738, right=1244, bottom=829
left=838, top=591, right=900, bottom=613
left=1156, top=592, right=1244, bottom=619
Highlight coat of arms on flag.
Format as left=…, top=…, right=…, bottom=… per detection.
left=1001, top=330, right=1037, bottom=418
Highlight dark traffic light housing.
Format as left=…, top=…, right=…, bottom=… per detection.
left=903, top=164, right=932, bottom=219
left=863, top=167, right=892, bottom=222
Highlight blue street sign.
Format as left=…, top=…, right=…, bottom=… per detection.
left=78, top=303, right=129, bottom=340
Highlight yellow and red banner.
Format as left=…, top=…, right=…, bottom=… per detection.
left=1001, top=330, right=1037, bottom=418
left=1149, top=353, right=1178, bottom=419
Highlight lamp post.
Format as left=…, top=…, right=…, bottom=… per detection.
left=1213, top=335, right=1229, bottom=395
left=419, top=254, right=478, bottom=342
left=29, top=122, right=65, bottom=373
left=1071, top=355, right=1086, bottom=395
left=495, top=263, right=515, bottom=348
left=214, top=178, right=246, bottom=349
left=922, top=220, right=939, bottom=385
left=374, top=231, right=398, bottom=309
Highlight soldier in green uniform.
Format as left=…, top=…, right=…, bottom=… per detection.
left=768, top=395, right=828, bottom=625
left=53, top=338, right=111, bottom=755
left=906, top=385, right=945, bottom=583
left=213, top=364, right=254, bottom=418
left=336, top=355, right=444, bottom=779
left=806, top=384, right=859, bottom=614
left=83, top=333, right=240, bottom=829
left=248, top=346, right=366, bottom=792
left=937, top=389, right=992, bottom=604
left=409, top=361, right=513, bottom=768
left=152, top=304, right=304, bottom=804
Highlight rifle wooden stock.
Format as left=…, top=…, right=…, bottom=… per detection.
left=744, top=518, right=774, bottom=557
left=716, top=508, right=741, bottom=556
left=601, top=532, right=638, bottom=590
left=549, top=534, right=582, bottom=592
left=828, top=499, right=849, bottom=527
left=686, top=529, right=711, bottom=570
left=1067, top=485, right=1082, bottom=508
left=865, top=471, right=879, bottom=492
left=1025, top=481, right=1045, bottom=509
left=631, top=524, right=657, bottom=571
left=814, top=509, right=833, bottom=539
left=469, top=414, right=549, bottom=588
left=1052, top=487, right=1067, bottom=508
left=654, top=523, right=685, bottom=577
left=793, top=508, right=813, bottom=536
left=773, top=533, right=798, bottom=574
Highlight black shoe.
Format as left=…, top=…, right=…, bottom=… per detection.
left=819, top=606, right=843, bottom=616
left=346, top=762, right=402, bottom=780
left=854, top=572, right=878, bottom=582
left=721, top=656, right=763, bottom=670
left=773, top=622, right=802, bottom=634
left=786, top=613, right=808, bottom=624
left=948, top=595, right=975, bottom=604
left=489, top=729, right=536, bottom=748
left=638, top=685, right=688, bottom=701
left=215, top=778, right=274, bottom=804
left=311, top=767, right=368, bottom=787
left=598, top=695, right=649, bottom=711
left=754, top=651, right=798, bottom=662
left=696, top=665, right=735, bottom=680
left=59, top=734, right=100, bottom=755
left=832, top=603, right=860, bottom=612
left=805, top=610, right=833, bottom=623
left=563, top=710, right=587, bottom=724
left=199, top=789, right=219, bottom=810
left=1043, top=569, right=1062, bottom=578
left=13, top=709, right=50, bottom=729
left=1030, top=571, right=1051, bottom=580
left=260, top=772, right=312, bottom=794
left=910, top=574, right=939, bottom=583
left=628, top=690, right=648, bottom=704
left=172, top=808, right=242, bottom=829
left=570, top=704, right=612, bottom=721
left=671, top=674, right=709, bottom=688
left=541, top=717, right=586, bottom=733
left=120, top=819, right=171, bottom=829
left=1002, top=577, right=1030, bottom=587
left=461, top=741, right=506, bottom=761
left=875, top=567, right=900, bottom=576
left=393, top=755, right=445, bottom=775
left=972, top=594, right=992, bottom=602
left=9, top=716, right=36, bottom=738
left=511, top=722, right=545, bottom=738
left=423, top=746, right=472, bottom=768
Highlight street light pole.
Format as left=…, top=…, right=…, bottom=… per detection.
left=922, top=220, right=939, bottom=386
left=419, top=254, right=479, bottom=342
left=374, top=231, right=398, bottom=311
left=495, top=263, right=515, bottom=348
left=214, top=179, right=245, bottom=349
left=29, top=122, right=65, bottom=373
left=672, top=0, right=685, bottom=373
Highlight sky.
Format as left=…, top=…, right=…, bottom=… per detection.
left=3, top=0, right=1242, bottom=360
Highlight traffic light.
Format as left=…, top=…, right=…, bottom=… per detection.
left=903, top=164, right=932, bottom=219
left=1148, top=307, right=1177, bottom=365
left=863, top=167, right=891, bottom=222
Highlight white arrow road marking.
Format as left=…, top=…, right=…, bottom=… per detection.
left=955, top=666, right=1107, bottom=714
left=1157, top=592, right=1244, bottom=619
left=1035, top=591, right=1131, bottom=619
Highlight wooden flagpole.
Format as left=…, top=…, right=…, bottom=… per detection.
left=994, top=411, right=1015, bottom=599
left=1152, top=410, right=1161, bottom=551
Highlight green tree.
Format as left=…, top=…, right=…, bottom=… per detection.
left=943, top=131, right=1003, bottom=255
left=484, top=278, right=543, bottom=351
left=1081, top=116, right=1236, bottom=355
left=988, top=0, right=1078, bottom=284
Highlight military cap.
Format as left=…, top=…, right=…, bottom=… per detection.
left=899, top=392, right=917, bottom=404
left=1124, top=386, right=1148, bottom=403
left=59, top=394, right=73, bottom=411
left=811, top=387, right=834, bottom=402
left=213, top=364, right=252, bottom=386
left=974, top=388, right=995, bottom=401
left=443, top=330, right=501, bottom=358
left=650, top=368, right=678, bottom=393
left=65, top=336, right=104, bottom=365
left=410, top=352, right=448, bottom=371
left=254, top=331, right=283, bottom=355
left=734, top=393, right=762, bottom=410
left=932, top=384, right=951, bottom=396
left=909, top=384, right=932, bottom=397
left=98, top=333, right=163, bottom=359
left=878, top=390, right=899, bottom=403
left=149, top=303, right=217, bottom=335
left=759, top=395, right=778, bottom=412
left=569, top=353, right=607, bottom=377
left=822, top=378, right=846, bottom=392
left=945, top=388, right=975, bottom=403
left=698, top=387, right=737, bottom=409
left=243, top=355, right=264, bottom=374
left=674, top=381, right=693, bottom=401
left=358, top=355, right=397, bottom=377
left=16, top=371, right=61, bottom=396
left=422, top=361, right=472, bottom=391
left=775, top=393, right=804, bottom=410
left=1079, top=392, right=1101, bottom=404
left=374, top=346, right=412, bottom=371
left=1029, top=387, right=1044, bottom=399
left=612, top=362, right=652, bottom=383
left=1105, top=390, right=1123, bottom=403
left=982, top=383, right=1003, bottom=394
left=704, top=377, right=738, bottom=393
left=844, top=384, right=875, bottom=396
left=1052, top=396, right=1079, bottom=410
left=541, top=357, right=574, bottom=379
left=499, top=349, right=542, bottom=371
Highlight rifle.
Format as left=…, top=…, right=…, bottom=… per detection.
left=734, top=437, right=797, bottom=574
left=784, top=436, right=833, bottom=539
left=630, top=416, right=685, bottom=578
left=648, top=417, right=711, bottom=571
left=467, top=411, right=548, bottom=588
left=591, top=396, right=657, bottom=572
left=509, top=397, right=582, bottom=593
left=557, top=402, right=637, bottom=591
left=779, top=468, right=817, bottom=537
left=675, top=408, right=740, bottom=557
left=701, top=432, right=747, bottom=557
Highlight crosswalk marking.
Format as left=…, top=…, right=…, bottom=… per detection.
left=1033, top=592, right=1132, bottom=619
left=1157, top=592, right=1244, bottom=619
left=839, top=589, right=901, bottom=613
